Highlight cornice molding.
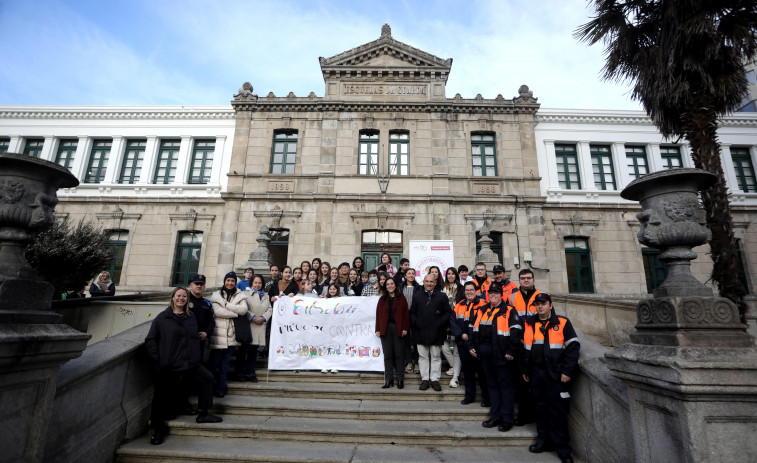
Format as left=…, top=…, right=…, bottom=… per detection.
left=537, top=110, right=757, bottom=128
left=231, top=98, right=539, bottom=114
left=0, top=106, right=234, bottom=120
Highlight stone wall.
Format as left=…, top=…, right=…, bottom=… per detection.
left=43, top=322, right=152, bottom=463
left=570, top=331, right=634, bottom=463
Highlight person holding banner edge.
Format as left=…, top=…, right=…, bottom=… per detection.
left=375, top=278, right=410, bottom=389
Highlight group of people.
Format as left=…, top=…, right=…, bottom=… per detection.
left=143, top=253, right=580, bottom=463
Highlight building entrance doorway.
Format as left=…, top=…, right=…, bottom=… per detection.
left=268, top=228, right=289, bottom=268
left=361, top=230, right=403, bottom=271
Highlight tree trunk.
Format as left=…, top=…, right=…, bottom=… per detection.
left=682, top=108, right=747, bottom=323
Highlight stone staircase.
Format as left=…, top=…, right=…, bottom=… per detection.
left=116, top=368, right=569, bottom=462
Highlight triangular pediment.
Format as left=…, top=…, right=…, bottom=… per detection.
left=319, top=25, right=452, bottom=72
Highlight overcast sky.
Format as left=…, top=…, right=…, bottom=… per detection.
left=0, top=0, right=642, bottom=110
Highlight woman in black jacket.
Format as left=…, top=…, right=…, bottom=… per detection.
left=145, top=287, right=222, bottom=445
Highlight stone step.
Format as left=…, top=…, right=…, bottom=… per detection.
left=117, top=435, right=568, bottom=463
left=210, top=395, right=490, bottom=421
left=252, top=368, right=461, bottom=385
left=164, top=414, right=535, bottom=446
left=227, top=378, right=473, bottom=402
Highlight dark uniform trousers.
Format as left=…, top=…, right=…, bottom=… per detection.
left=515, top=369, right=534, bottom=421
left=530, top=366, right=571, bottom=456
left=150, top=365, right=214, bottom=429
left=479, top=344, right=514, bottom=423
left=458, top=340, right=490, bottom=403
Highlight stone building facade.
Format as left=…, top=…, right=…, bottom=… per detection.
left=0, top=25, right=755, bottom=297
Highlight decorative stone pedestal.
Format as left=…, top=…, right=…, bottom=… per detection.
left=606, top=345, right=757, bottom=463
left=237, top=224, right=274, bottom=277
left=610, top=168, right=757, bottom=463
left=0, top=153, right=90, bottom=462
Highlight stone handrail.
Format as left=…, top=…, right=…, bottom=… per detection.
left=43, top=321, right=153, bottom=462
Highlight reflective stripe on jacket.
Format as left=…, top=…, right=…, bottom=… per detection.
left=522, top=311, right=580, bottom=381
left=510, top=289, right=542, bottom=317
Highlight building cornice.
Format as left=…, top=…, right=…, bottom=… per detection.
left=0, top=106, right=235, bottom=120
left=537, top=109, right=757, bottom=127
left=231, top=97, right=539, bottom=114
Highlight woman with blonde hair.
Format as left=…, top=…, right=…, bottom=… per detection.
left=145, top=287, right=221, bottom=445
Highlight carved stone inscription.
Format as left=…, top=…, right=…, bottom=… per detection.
left=267, top=180, right=294, bottom=192
left=342, top=83, right=428, bottom=96
left=472, top=182, right=500, bottom=195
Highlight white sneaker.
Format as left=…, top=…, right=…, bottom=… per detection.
left=321, top=368, right=328, bottom=374
left=330, top=368, right=339, bottom=374
left=446, top=368, right=454, bottom=376
left=449, top=378, right=459, bottom=388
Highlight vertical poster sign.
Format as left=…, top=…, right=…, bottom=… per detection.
left=409, top=240, right=455, bottom=280
left=269, top=295, right=384, bottom=371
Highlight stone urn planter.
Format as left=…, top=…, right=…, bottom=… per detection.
left=620, top=168, right=749, bottom=347
left=0, top=153, right=79, bottom=323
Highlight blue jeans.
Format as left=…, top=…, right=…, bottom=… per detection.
left=208, top=347, right=235, bottom=395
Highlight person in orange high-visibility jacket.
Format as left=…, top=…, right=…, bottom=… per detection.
left=450, top=281, right=490, bottom=406
left=520, top=293, right=580, bottom=463
left=510, top=268, right=542, bottom=425
left=471, top=262, right=492, bottom=302
left=468, top=282, right=522, bottom=432
left=492, top=264, right=519, bottom=301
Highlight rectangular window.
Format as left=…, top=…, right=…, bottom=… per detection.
left=626, top=145, right=649, bottom=179
left=23, top=138, right=44, bottom=158
left=736, top=239, right=750, bottom=295
left=153, top=139, right=180, bottom=184
left=472, top=133, right=497, bottom=176
left=590, top=145, right=616, bottom=190
left=358, top=131, right=379, bottom=175
left=270, top=131, right=297, bottom=174
left=731, top=147, right=757, bottom=193
left=660, top=146, right=683, bottom=169
left=119, top=139, right=146, bottom=184
left=172, top=232, right=203, bottom=286
left=106, top=230, right=129, bottom=285
left=84, top=140, right=111, bottom=183
left=0, top=137, right=9, bottom=152
left=555, top=144, right=581, bottom=189
left=188, top=139, right=215, bottom=184
left=55, top=139, right=78, bottom=170
left=564, top=237, right=594, bottom=293
left=389, top=132, right=409, bottom=175
left=642, top=248, right=667, bottom=294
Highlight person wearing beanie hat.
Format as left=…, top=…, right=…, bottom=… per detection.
left=521, top=292, right=579, bottom=463
left=208, top=271, right=250, bottom=397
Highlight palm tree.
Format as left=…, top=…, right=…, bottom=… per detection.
left=575, top=1, right=757, bottom=321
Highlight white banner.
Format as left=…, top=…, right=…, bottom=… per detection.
left=268, top=295, right=384, bottom=371
left=409, top=240, right=455, bottom=280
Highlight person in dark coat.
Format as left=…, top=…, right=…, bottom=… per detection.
left=375, top=277, right=410, bottom=389
left=89, top=271, right=115, bottom=296
left=144, top=287, right=222, bottom=446
left=409, top=273, right=451, bottom=392
left=188, top=274, right=214, bottom=357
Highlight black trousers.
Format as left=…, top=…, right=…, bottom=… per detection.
left=150, top=366, right=214, bottom=429
left=479, top=344, right=514, bottom=423
left=235, top=343, right=259, bottom=378
left=380, top=322, right=405, bottom=382
left=457, top=340, right=490, bottom=403
left=530, top=366, right=572, bottom=457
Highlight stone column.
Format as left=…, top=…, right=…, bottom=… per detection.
left=0, top=153, right=90, bottom=462
left=606, top=168, right=757, bottom=463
